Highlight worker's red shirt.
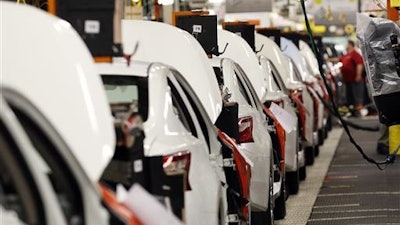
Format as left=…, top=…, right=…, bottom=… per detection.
left=340, top=50, right=363, bottom=83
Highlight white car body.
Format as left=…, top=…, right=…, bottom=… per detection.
left=299, top=40, right=321, bottom=77
left=0, top=97, right=70, bottom=225
left=217, top=30, right=300, bottom=176
left=255, top=33, right=302, bottom=173
left=210, top=57, right=273, bottom=209
left=217, top=30, right=267, bottom=102
left=2, top=3, right=114, bottom=224
left=258, top=56, right=301, bottom=172
left=2, top=3, right=115, bottom=181
left=0, top=206, right=27, bottom=225
left=217, top=30, right=288, bottom=200
left=281, top=38, right=324, bottom=142
left=285, top=56, right=316, bottom=148
left=120, top=20, right=255, bottom=224
left=253, top=33, right=315, bottom=148
left=120, top=20, right=222, bottom=124
left=299, top=40, right=329, bottom=135
left=97, top=61, right=223, bottom=225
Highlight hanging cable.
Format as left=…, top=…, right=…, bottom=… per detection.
left=299, top=0, right=397, bottom=170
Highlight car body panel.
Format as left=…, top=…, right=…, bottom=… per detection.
left=0, top=97, right=68, bottom=225
left=255, top=34, right=304, bottom=90
left=254, top=34, right=314, bottom=146
left=281, top=38, right=318, bottom=84
left=217, top=29, right=268, bottom=102
left=258, top=55, right=286, bottom=101
left=2, top=2, right=115, bottom=182
left=169, top=69, right=250, bottom=225
left=0, top=206, right=27, bottom=225
left=3, top=89, right=111, bottom=225
left=286, top=58, right=316, bottom=146
left=118, top=20, right=249, bottom=223
left=259, top=58, right=299, bottom=172
left=211, top=58, right=272, bottom=209
left=299, top=40, right=320, bottom=77
left=120, top=20, right=222, bottom=123
left=282, top=38, right=324, bottom=132
left=98, top=62, right=221, bottom=225
left=300, top=40, right=327, bottom=130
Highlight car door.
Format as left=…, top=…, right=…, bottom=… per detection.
left=165, top=73, right=221, bottom=225
left=2, top=90, right=109, bottom=225
left=0, top=97, right=67, bottom=225
left=233, top=63, right=267, bottom=122
left=169, top=69, right=253, bottom=223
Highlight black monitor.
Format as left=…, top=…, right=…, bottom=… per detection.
left=175, top=15, right=219, bottom=56
left=56, top=0, right=119, bottom=57
left=224, top=23, right=256, bottom=52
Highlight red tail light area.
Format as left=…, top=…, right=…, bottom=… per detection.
left=238, top=116, right=254, bottom=143
left=163, top=151, right=192, bottom=190
left=217, top=129, right=251, bottom=221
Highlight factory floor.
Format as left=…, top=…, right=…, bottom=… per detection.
left=277, top=117, right=400, bottom=225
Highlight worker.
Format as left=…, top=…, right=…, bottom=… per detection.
left=341, top=40, right=366, bottom=117
left=329, top=40, right=365, bottom=117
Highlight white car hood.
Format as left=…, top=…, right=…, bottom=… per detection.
left=258, top=56, right=287, bottom=102
left=299, top=40, right=321, bottom=77
left=2, top=3, right=115, bottom=181
left=255, top=34, right=304, bottom=90
left=121, top=20, right=222, bottom=123
left=217, top=29, right=268, bottom=102
left=281, top=37, right=317, bottom=84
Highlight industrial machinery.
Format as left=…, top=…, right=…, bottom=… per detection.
left=357, top=13, right=400, bottom=156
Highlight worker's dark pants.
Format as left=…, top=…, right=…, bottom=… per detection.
left=345, top=81, right=364, bottom=107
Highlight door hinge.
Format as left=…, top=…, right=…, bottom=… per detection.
left=222, top=158, right=235, bottom=168
left=267, top=125, right=276, bottom=133
left=226, top=214, right=240, bottom=223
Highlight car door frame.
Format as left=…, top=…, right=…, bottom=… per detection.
left=2, top=89, right=108, bottom=225
left=0, top=96, right=67, bottom=225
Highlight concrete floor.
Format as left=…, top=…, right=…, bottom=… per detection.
left=277, top=118, right=400, bottom=225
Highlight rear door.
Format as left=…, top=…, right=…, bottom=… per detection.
left=170, top=69, right=253, bottom=223
left=0, top=97, right=66, bottom=225
left=3, top=90, right=108, bottom=225
left=166, top=70, right=222, bottom=225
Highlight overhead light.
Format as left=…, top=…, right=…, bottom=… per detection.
left=208, top=0, right=225, bottom=3
left=328, top=25, right=337, bottom=33
left=159, top=0, right=174, bottom=5
left=296, top=23, right=304, bottom=31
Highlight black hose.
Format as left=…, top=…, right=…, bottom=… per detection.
left=313, top=91, right=379, bottom=132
